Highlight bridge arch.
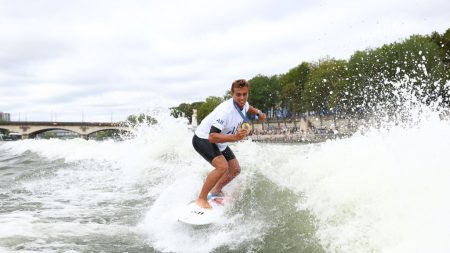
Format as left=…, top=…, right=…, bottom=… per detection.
left=0, top=121, right=129, bottom=139
left=27, top=128, right=82, bottom=138
left=29, top=127, right=85, bottom=136
left=0, top=126, right=15, bottom=133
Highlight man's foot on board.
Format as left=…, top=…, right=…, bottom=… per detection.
left=196, top=198, right=212, bottom=209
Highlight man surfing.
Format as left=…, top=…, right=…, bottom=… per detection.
left=192, top=79, right=266, bottom=209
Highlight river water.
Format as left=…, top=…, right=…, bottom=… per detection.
left=1, top=108, right=450, bottom=253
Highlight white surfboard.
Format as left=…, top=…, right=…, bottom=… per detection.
left=178, top=197, right=225, bottom=225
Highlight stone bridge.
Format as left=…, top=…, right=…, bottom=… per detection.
left=0, top=121, right=129, bottom=139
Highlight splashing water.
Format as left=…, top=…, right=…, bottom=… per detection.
left=1, top=83, right=450, bottom=252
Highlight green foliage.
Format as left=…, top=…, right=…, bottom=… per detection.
left=302, top=58, right=349, bottom=113
left=92, top=129, right=122, bottom=140
left=248, top=75, right=282, bottom=115
left=126, top=113, right=157, bottom=126
left=430, top=28, right=450, bottom=69
left=197, top=96, right=224, bottom=123
left=347, top=34, right=448, bottom=111
left=170, top=102, right=204, bottom=123
left=170, top=103, right=193, bottom=123
left=280, top=62, right=310, bottom=113
left=170, top=103, right=191, bottom=119
left=172, top=28, right=450, bottom=120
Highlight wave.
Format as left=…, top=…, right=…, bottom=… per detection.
left=1, top=104, right=450, bottom=252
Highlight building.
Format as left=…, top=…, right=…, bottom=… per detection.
left=0, top=112, right=11, bottom=122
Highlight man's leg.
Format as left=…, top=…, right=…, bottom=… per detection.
left=211, top=158, right=241, bottom=195
left=196, top=155, right=229, bottom=209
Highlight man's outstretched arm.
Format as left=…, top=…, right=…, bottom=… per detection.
left=248, top=106, right=266, bottom=121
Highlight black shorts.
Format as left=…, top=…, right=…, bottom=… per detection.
left=192, top=135, right=236, bottom=164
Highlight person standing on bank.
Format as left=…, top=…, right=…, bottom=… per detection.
left=192, top=79, right=266, bottom=209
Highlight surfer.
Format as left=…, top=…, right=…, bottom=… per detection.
left=192, top=79, right=266, bottom=209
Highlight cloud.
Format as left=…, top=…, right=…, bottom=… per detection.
left=0, top=0, right=449, bottom=121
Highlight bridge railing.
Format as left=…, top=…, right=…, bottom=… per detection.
left=0, top=121, right=124, bottom=127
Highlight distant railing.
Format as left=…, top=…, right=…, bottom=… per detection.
left=0, top=121, right=122, bottom=127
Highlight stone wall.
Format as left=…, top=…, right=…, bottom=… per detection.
left=248, top=115, right=367, bottom=143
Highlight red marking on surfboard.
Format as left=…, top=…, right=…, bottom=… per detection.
left=212, top=197, right=225, bottom=205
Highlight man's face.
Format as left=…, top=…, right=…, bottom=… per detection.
left=232, top=86, right=249, bottom=109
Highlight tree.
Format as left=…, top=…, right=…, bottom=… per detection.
left=170, top=101, right=205, bottom=123
left=170, top=103, right=192, bottom=122
left=279, top=62, right=311, bottom=114
left=197, top=96, right=223, bottom=123
left=248, top=74, right=282, bottom=117
left=170, top=28, right=450, bottom=120
left=347, top=34, right=449, bottom=112
left=92, top=129, right=122, bottom=140
left=430, top=28, right=450, bottom=70
left=126, top=113, right=157, bottom=126
left=430, top=28, right=450, bottom=106
left=302, top=58, right=348, bottom=114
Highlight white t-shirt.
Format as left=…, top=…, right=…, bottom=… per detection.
left=195, top=98, right=249, bottom=151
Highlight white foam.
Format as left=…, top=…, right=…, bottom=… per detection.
left=0, top=110, right=268, bottom=252
left=2, top=104, right=450, bottom=252
left=136, top=152, right=267, bottom=253
left=252, top=112, right=450, bottom=252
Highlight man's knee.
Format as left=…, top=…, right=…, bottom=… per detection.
left=216, top=163, right=229, bottom=174
left=226, top=159, right=241, bottom=177
left=230, top=166, right=241, bottom=177
left=212, top=157, right=229, bottom=174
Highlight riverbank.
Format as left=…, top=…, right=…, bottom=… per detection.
left=249, top=132, right=351, bottom=143
left=247, top=115, right=364, bottom=143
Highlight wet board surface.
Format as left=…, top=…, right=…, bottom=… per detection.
left=178, top=197, right=225, bottom=225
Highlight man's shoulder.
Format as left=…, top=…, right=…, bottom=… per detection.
left=215, top=99, right=234, bottom=114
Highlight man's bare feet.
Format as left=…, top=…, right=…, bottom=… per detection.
left=196, top=198, right=212, bottom=209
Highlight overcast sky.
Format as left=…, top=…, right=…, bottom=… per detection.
left=0, top=0, right=449, bottom=122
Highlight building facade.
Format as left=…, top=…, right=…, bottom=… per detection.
left=0, top=112, right=11, bottom=121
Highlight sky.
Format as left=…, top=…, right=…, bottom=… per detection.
left=0, top=0, right=449, bottom=122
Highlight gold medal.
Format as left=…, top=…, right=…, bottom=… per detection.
left=241, top=122, right=252, bottom=132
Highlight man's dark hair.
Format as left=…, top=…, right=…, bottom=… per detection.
left=231, top=79, right=249, bottom=93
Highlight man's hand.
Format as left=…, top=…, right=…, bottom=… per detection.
left=258, top=113, right=266, bottom=122
left=234, top=129, right=247, bottom=141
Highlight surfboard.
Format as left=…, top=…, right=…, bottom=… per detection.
left=178, top=196, right=225, bottom=225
